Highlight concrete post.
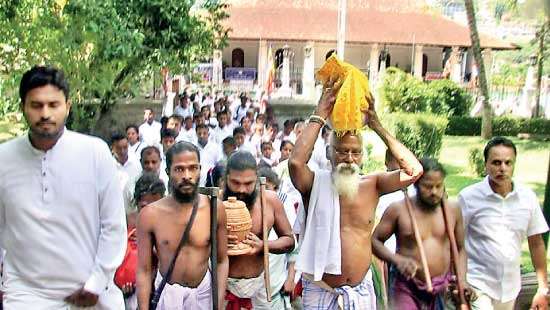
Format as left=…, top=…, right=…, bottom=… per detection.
left=257, top=40, right=268, bottom=88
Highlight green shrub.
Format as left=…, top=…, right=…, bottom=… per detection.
left=425, top=79, right=473, bottom=116
left=445, top=116, right=481, bottom=135
left=379, top=68, right=429, bottom=113
left=380, top=68, right=472, bottom=117
left=446, top=116, right=550, bottom=136
left=383, top=113, right=448, bottom=158
left=468, top=148, right=486, bottom=177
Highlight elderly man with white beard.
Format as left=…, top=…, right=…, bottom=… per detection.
left=289, top=83, right=423, bottom=309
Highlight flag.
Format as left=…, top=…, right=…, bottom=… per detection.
left=264, top=45, right=275, bottom=96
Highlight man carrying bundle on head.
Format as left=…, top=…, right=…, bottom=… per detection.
left=289, top=55, right=423, bottom=309
left=372, top=158, right=474, bottom=309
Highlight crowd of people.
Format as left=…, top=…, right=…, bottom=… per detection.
left=0, top=65, right=548, bottom=310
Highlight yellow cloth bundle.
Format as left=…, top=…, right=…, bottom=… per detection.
left=315, top=55, right=373, bottom=136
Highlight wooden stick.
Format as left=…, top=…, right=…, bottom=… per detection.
left=259, top=177, right=272, bottom=302
left=402, top=189, right=433, bottom=292
left=441, top=194, right=469, bottom=310
left=199, top=187, right=219, bottom=310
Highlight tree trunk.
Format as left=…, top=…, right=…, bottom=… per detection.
left=534, top=20, right=548, bottom=118
left=464, top=0, right=492, bottom=139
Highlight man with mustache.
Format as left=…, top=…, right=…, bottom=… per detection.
left=223, top=151, right=295, bottom=309
left=0, top=66, right=127, bottom=308
left=372, top=158, right=471, bottom=309
left=136, top=142, right=229, bottom=309
left=289, top=84, right=423, bottom=309
left=458, top=137, right=548, bottom=310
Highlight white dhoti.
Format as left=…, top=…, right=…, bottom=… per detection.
left=153, top=270, right=212, bottom=310
left=2, top=283, right=124, bottom=310
left=225, top=273, right=277, bottom=309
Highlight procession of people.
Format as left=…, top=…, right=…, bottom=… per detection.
left=0, top=64, right=548, bottom=310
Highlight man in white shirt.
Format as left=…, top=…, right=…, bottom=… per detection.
left=0, top=66, right=126, bottom=309
left=196, top=124, right=223, bottom=186
left=139, top=108, right=162, bottom=146
left=458, top=137, right=549, bottom=310
left=212, top=110, right=233, bottom=144
left=123, top=145, right=169, bottom=213
left=233, top=126, right=256, bottom=156
left=126, top=125, right=145, bottom=161
left=173, top=93, right=194, bottom=119
left=111, top=133, right=143, bottom=194
left=179, top=115, right=197, bottom=144
left=166, top=114, right=184, bottom=141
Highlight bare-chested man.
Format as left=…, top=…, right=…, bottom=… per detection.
left=372, top=158, right=470, bottom=309
left=289, top=85, right=423, bottom=309
left=137, top=142, right=228, bottom=310
left=222, top=151, right=295, bottom=309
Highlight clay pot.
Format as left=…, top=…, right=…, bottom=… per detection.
left=224, top=197, right=252, bottom=255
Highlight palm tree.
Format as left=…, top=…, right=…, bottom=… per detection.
left=464, top=0, right=492, bottom=139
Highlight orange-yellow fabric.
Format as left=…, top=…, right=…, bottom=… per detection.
left=316, top=55, right=373, bottom=136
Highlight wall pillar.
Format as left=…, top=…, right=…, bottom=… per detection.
left=278, top=45, right=292, bottom=97
left=257, top=40, right=268, bottom=88
left=414, top=45, right=424, bottom=79
left=302, top=41, right=316, bottom=100
left=369, top=43, right=380, bottom=85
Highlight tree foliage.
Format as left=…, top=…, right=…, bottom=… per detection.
left=0, top=0, right=229, bottom=132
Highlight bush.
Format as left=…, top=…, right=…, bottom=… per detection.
left=446, top=116, right=550, bottom=136
left=468, top=148, right=486, bottom=177
left=425, top=79, right=473, bottom=116
left=380, top=68, right=472, bottom=117
left=379, top=68, right=429, bottom=113
left=383, top=113, right=448, bottom=158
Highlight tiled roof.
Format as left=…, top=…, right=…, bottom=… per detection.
left=225, top=1, right=517, bottom=50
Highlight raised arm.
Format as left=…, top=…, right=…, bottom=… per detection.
left=289, top=80, right=339, bottom=197
left=364, top=103, right=423, bottom=195
left=136, top=207, right=155, bottom=310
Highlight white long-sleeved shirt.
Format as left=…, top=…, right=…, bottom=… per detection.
left=459, top=176, right=549, bottom=302
left=0, top=130, right=127, bottom=304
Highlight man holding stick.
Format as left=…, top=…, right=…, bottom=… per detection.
left=289, top=81, right=423, bottom=309
left=136, top=142, right=229, bottom=309
left=223, top=151, right=295, bottom=309
left=372, top=158, right=472, bottom=309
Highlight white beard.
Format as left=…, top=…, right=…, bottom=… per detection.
left=332, top=163, right=361, bottom=199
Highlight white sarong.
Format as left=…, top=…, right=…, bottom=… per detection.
left=301, top=273, right=376, bottom=310
left=154, top=270, right=212, bottom=310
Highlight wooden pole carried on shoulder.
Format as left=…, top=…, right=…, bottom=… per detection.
left=198, top=186, right=219, bottom=310
left=403, top=189, right=433, bottom=292
left=441, top=193, right=469, bottom=310
left=259, top=177, right=272, bottom=302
